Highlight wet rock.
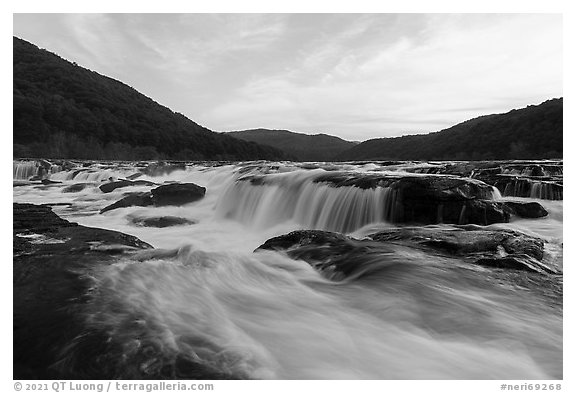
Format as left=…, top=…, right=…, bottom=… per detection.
left=99, top=179, right=156, bottom=193
left=53, top=160, right=78, bottom=171
left=62, top=183, right=93, bottom=193
left=99, top=180, right=134, bottom=193
left=129, top=215, right=196, bottom=228
left=368, top=225, right=546, bottom=262
left=100, top=192, right=154, bottom=213
left=504, top=201, right=548, bottom=218
left=126, top=172, right=144, bottom=180
left=13, top=203, right=152, bottom=379
left=100, top=183, right=205, bottom=213
left=257, top=230, right=375, bottom=280
left=41, top=179, right=61, bottom=185
left=258, top=226, right=558, bottom=276
left=151, top=183, right=206, bottom=206
left=315, top=173, right=508, bottom=225
left=470, top=161, right=564, bottom=201
left=475, top=176, right=563, bottom=200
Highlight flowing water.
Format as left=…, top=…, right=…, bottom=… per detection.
left=13, top=160, right=563, bottom=379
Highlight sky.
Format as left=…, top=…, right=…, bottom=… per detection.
left=13, top=13, right=562, bottom=141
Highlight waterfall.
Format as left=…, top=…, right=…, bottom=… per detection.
left=13, top=160, right=62, bottom=180
left=530, top=182, right=563, bottom=200
left=216, top=170, right=401, bottom=233
left=13, top=161, right=39, bottom=180
left=501, top=179, right=562, bottom=200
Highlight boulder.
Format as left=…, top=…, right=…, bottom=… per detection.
left=99, top=180, right=134, bottom=193
left=99, top=179, right=156, bottom=193
left=100, top=192, right=154, bottom=213
left=257, top=226, right=559, bottom=276
left=504, top=201, right=548, bottom=218
left=100, top=183, right=206, bottom=213
left=257, top=230, right=377, bottom=280
left=151, top=183, right=206, bottom=206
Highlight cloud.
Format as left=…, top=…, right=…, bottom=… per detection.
left=13, top=13, right=562, bottom=141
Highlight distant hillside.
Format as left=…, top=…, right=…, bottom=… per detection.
left=336, top=99, right=563, bottom=161
left=13, top=37, right=288, bottom=161
left=227, top=128, right=356, bottom=161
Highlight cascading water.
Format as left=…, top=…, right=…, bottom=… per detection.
left=502, top=179, right=563, bottom=200
left=13, top=160, right=64, bottom=180
left=12, top=160, right=564, bottom=379
left=530, top=182, right=563, bottom=200
left=13, top=161, right=40, bottom=180
left=215, top=169, right=403, bottom=233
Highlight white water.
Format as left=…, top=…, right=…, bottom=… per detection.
left=13, top=160, right=39, bottom=180
left=13, top=161, right=563, bottom=379
left=215, top=169, right=400, bottom=233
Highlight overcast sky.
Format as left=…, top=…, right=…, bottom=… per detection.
left=13, top=13, right=562, bottom=141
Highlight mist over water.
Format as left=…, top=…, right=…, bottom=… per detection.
left=13, top=161, right=563, bottom=379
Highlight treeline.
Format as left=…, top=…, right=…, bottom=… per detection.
left=13, top=132, right=230, bottom=160
left=337, top=98, right=563, bottom=161
left=13, top=37, right=288, bottom=161
left=227, top=128, right=356, bottom=161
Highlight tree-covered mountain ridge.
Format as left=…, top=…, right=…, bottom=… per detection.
left=336, top=98, right=562, bottom=161
left=13, top=36, right=288, bottom=161
left=226, top=128, right=357, bottom=161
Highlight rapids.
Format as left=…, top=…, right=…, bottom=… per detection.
left=12, top=160, right=563, bottom=379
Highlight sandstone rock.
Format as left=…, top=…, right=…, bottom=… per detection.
left=504, top=201, right=548, bottom=218
left=100, top=192, right=154, bottom=213
left=313, top=173, right=508, bottom=225
left=151, top=183, right=206, bottom=206
left=62, top=183, right=93, bottom=193
left=14, top=203, right=234, bottom=380
left=129, top=215, right=196, bottom=228
left=99, top=179, right=156, bottom=193
left=258, top=226, right=558, bottom=276
left=13, top=203, right=151, bottom=379
left=100, top=183, right=205, bottom=213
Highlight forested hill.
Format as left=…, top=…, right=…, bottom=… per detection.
left=226, top=129, right=356, bottom=161
left=13, top=37, right=288, bottom=161
left=336, top=98, right=563, bottom=161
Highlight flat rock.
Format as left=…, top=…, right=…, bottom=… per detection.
left=14, top=203, right=234, bottom=380
left=62, top=183, right=93, bottom=193
left=257, top=226, right=558, bottom=276
left=41, top=179, right=61, bottom=185
left=13, top=203, right=151, bottom=379
left=129, top=215, right=196, bottom=228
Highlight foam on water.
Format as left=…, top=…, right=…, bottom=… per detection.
left=12, top=160, right=563, bottom=379
left=82, top=247, right=558, bottom=379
